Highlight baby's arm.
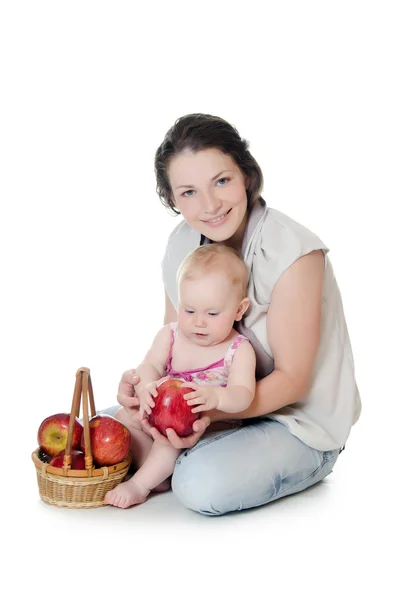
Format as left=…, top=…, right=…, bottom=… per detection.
left=134, top=325, right=172, bottom=395
left=183, top=340, right=256, bottom=413
left=216, top=341, right=256, bottom=412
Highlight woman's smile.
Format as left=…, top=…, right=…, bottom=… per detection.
left=201, top=208, right=232, bottom=226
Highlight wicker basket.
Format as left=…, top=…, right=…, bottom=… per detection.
left=32, top=367, right=132, bottom=508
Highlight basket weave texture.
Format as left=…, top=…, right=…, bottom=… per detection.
left=32, top=367, right=132, bottom=509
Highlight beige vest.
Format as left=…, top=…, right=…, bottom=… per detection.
left=162, top=200, right=361, bottom=450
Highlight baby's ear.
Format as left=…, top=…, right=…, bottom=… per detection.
left=235, top=297, right=250, bottom=321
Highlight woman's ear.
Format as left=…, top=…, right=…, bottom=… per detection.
left=235, top=297, right=250, bottom=321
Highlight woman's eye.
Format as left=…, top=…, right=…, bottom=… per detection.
left=182, top=189, right=195, bottom=197
left=217, top=177, right=229, bottom=186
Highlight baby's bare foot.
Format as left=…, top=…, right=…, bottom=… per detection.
left=104, top=479, right=150, bottom=509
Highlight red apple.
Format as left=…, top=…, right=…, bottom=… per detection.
left=49, top=449, right=86, bottom=469
left=80, top=415, right=131, bottom=467
left=148, top=378, right=198, bottom=437
left=37, top=413, right=83, bottom=456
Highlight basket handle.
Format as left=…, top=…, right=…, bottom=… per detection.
left=63, top=367, right=96, bottom=472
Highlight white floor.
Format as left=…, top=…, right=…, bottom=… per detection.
left=5, top=418, right=393, bottom=600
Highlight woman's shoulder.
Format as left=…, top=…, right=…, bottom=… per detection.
left=246, top=206, right=330, bottom=297
left=260, top=208, right=329, bottom=254
left=167, top=217, right=190, bottom=240
left=161, top=219, right=201, bottom=308
left=165, top=218, right=201, bottom=250
left=253, top=207, right=329, bottom=272
left=161, top=218, right=201, bottom=270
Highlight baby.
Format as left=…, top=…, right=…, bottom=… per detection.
left=104, top=243, right=256, bottom=508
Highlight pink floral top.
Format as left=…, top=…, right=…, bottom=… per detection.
left=165, top=322, right=249, bottom=387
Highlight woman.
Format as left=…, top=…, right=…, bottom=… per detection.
left=111, top=113, right=361, bottom=516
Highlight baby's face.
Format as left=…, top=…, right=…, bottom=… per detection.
left=177, top=273, right=243, bottom=347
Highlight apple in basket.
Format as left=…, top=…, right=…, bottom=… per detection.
left=37, top=413, right=83, bottom=456
left=148, top=378, right=198, bottom=437
left=81, top=414, right=131, bottom=467
left=49, top=449, right=86, bottom=469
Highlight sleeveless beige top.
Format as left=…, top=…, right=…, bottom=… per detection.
left=161, top=199, right=361, bottom=450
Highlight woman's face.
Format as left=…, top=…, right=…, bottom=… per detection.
left=168, top=149, right=248, bottom=247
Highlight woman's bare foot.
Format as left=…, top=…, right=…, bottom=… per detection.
left=104, top=478, right=150, bottom=509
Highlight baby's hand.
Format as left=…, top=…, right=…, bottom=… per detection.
left=139, top=381, right=158, bottom=419
left=181, top=382, right=220, bottom=413
left=139, top=377, right=171, bottom=419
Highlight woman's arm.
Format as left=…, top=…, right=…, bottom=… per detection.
left=210, top=250, right=324, bottom=421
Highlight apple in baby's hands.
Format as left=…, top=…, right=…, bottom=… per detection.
left=148, top=378, right=198, bottom=437
left=80, top=415, right=131, bottom=467
left=49, top=449, right=86, bottom=469
left=37, top=413, right=83, bottom=456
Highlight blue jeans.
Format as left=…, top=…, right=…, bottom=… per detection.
left=101, top=407, right=340, bottom=516
left=172, top=419, right=340, bottom=516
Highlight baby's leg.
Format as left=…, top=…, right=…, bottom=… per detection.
left=104, top=442, right=180, bottom=509
left=114, top=406, right=153, bottom=468
left=113, top=406, right=170, bottom=493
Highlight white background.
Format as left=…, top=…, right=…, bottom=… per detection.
left=1, top=1, right=396, bottom=598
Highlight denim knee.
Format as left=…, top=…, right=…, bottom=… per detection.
left=171, top=454, right=234, bottom=516
left=172, top=450, right=338, bottom=517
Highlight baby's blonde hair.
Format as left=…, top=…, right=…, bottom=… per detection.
left=177, top=244, right=248, bottom=299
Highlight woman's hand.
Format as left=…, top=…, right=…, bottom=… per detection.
left=140, top=413, right=211, bottom=449
left=117, top=369, right=141, bottom=409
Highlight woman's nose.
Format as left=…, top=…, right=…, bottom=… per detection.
left=201, top=192, right=222, bottom=214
